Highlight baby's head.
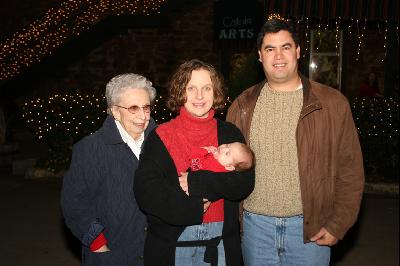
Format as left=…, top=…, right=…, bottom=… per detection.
left=213, top=142, right=255, bottom=171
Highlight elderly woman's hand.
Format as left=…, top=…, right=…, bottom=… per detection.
left=93, top=245, right=111, bottom=253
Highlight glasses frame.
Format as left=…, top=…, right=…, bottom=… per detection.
left=114, top=104, right=152, bottom=114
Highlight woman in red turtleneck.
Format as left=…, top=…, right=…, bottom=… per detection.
left=134, top=59, right=255, bottom=266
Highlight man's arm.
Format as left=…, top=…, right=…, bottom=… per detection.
left=323, top=99, right=365, bottom=241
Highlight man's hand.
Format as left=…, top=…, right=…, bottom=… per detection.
left=179, top=172, right=189, bottom=195
left=310, top=227, right=338, bottom=246
left=93, top=245, right=111, bottom=252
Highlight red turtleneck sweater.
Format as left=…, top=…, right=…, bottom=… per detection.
left=156, top=107, right=224, bottom=223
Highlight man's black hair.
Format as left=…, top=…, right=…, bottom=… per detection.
left=256, top=19, right=299, bottom=50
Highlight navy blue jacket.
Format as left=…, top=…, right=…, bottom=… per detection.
left=61, top=115, right=156, bottom=266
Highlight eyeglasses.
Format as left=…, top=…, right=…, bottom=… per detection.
left=115, top=104, right=152, bottom=114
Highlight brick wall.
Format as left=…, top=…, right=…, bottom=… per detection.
left=42, top=0, right=220, bottom=94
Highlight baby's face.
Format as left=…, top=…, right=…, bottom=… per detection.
left=214, top=142, right=243, bottom=168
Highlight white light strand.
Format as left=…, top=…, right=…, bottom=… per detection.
left=335, top=17, right=341, bottom=56
left=382, top=20, right=388, bottom=62
left=356, top=19, right=367, bottom=61
left=0, top=0, right=166, bottom=81
left=348, top=17, right=353, bottom=36
left=316, top=18, right=322, bottom=52
left=303, top=17, right=309, bottom=58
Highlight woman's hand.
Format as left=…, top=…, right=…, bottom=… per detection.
left=93, top=245, right=111, bottom=252
left=179, top=172, right=189, bottom=195
left=180, top=172, right=210, bottom=212
left=203, top=198, right=210, bottom=213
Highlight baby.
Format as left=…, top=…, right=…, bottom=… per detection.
left=184, top=142, right=254, bottom=221
left=201, top=143, right=254, bottom=232
left=190, top=141, right=255, bottom=172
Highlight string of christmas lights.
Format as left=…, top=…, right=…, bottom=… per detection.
left=335, top=17, right=341, bottom=56
left=1, top=6, right=396, bottom=82
left=316, top=19, right=322, bottom=52
left=351, top=97, right=399, bottom=178
left=351, top=97, right=399, bottom=139
left=20, top=93, right=107, bottom=140
left=19, top=92, right=176, bottom=140
left=19, top=91, right=227, bottom=172
left=355, top=19, right=367, bottom=61
left=0, top=0, right=166, bottom=80
left=382, top=21, right=388, bottom=62
left=20, top=92, right=227, bottom=139
left=303, top=17, right=310, bottom=58
left=20, top=91, right=398, bottom=173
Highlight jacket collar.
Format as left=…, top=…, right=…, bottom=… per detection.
left=255, top=73, right=322, bottom=118
left=99, top=115, right=157, bottom=145
left=299, top=73, right=322, bottom=118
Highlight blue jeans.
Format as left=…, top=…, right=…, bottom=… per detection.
left=242, top=210, right=330, bottom=266
left=175, top=222, right=226, bottom=266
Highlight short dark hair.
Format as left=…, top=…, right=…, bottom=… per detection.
left=167, top=59, right=226, bottom=112
left=256, top=19, right=299, bottom=50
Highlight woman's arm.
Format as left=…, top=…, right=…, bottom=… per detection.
left=60, top=141, right=104, bottom=247
left=134, top=131, right=205, bottom=226
left=186, top=120, right=255, bottom=202
left=187, top=168, right=255, bottom=202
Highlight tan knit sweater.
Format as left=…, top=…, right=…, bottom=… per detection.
left=245, top=84, right=303, bottom=217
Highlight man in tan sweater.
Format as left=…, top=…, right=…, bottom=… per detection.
left=226, top=17, right=364, bottom=265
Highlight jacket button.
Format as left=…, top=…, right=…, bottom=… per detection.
left=305, top=221, right=309, bottom=225
left=144, top=226, right=148, bottom=232
left=139, top=255, right=144, bottom=260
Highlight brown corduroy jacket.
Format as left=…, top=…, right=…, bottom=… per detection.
left=226, top=74, right=365, bottom=241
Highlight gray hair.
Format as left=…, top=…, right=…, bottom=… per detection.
left=105, top=73, right=157, bottom=114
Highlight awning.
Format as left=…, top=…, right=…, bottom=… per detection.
left=264, top=0, right=398, bottom=22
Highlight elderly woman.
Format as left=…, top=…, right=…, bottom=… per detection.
left=61, top=73, right=157, bottom=266
left=134, top=59, right=255, bottom=265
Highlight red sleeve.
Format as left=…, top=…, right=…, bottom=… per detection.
left=202, top=154, right=228, bottom=172
left=89, top=232, right=107, bottom=251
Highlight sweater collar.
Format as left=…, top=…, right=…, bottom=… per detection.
left=257, top=74, right=321, bottom=115
left=177, top=106, right=215, bottom=132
